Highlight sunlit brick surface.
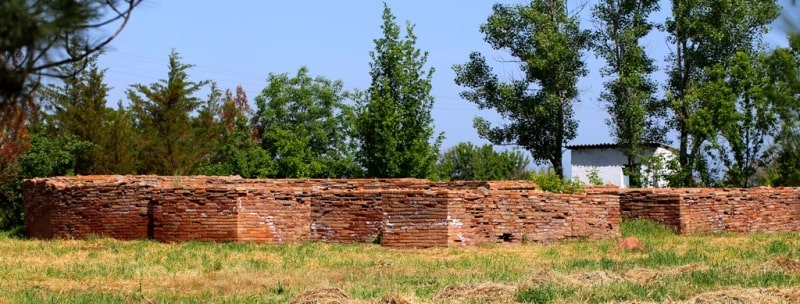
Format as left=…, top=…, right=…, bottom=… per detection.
left=24, top=176, right=621, bottom=247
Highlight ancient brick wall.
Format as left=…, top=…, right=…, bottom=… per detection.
left=452, top=191, right=620, bottom=245
left=618, top=189, right=684, bottom=232
left=24, top=176, right=154, bottom=240
left=678, top=188, right=800, bottom=234
left=618, top=187, right=800, bottom=234
left=309, top=190, right=383, bottom=243
left=381, top=190, right=454, bottom=248
left=23, top=176, right=620, bottom=247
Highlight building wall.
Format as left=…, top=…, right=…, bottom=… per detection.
left=570, top=148, right=628, bottom=187
left=571, top=146, right=677, bottom=188
left=639, top=147, right=677, bottom=188
left=23, top=176, right=620, bottom=247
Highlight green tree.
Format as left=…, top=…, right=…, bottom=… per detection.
left=665, top=0, right=780, bottom=185
left=454, top=0, right=590, bottom=178
left=127, top=50, right=210, bottom=175
left=255, top=67, right=360, bottom=178
left=39, top=54, right=114, bottom=174
left=99, top=103, right=139, bottom=174
left=592, top=0, right=665, bottom=171
left=0, top=127, right=92, bottom=228
left=355, top=3, right=443, bottom=178
left=700, top=50, right=782, bottom=187
left=198, top=86, right=273, bottom=178
left=762, top=34, right=800, bottom=185
left=435, top=142, right=529, bottom=181
left=191, top=83, right=227, bottom=172
left=18, top=130, right=92, bottom=179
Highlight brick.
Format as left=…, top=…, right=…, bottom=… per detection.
left=23, top=176, right=621, bottom=247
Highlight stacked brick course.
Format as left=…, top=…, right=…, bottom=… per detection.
left=677, top=187, right=800, bottom=234
left=612, top=187, right=800, bottom=234
left=23, top=176, right=620, bottom=247
left=451, top=191, right=619, bottom=245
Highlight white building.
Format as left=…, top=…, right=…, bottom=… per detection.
left=567, top=143, right=677, bottom=188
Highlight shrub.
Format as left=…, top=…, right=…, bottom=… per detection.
left=527, top=168, right=584, bottom=194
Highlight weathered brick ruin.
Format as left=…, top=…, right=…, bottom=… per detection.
left=23, top=176, right=620, bottom=247
left=615, top=187, right=800, bottom=234
left=24, top=176, right=800, bottom=247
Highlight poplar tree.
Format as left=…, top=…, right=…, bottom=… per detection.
left=665, top=0, right=780, bottom=185
left=592, top=0, right=665, bottom=179
left=763, top=34, right=800, bottom=185
left=355, top=3, right=442, bottom=178
left=454, top=0, right=590, bottom=178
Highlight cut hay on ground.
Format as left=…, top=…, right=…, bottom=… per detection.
left=289, top=287, right=350, bottom=304
left=767, top=256, right=800, bottom=274
left=624, top=264, right=709, bottom=285
left=432, top=282, right=516, bottom=304
left=371, top=293, right=415, bottom=304
left=683, top=288, right=785, bottom=304
left=287, top=264, right=800, bottom=304
left=568, top=270, right=622, bottom=286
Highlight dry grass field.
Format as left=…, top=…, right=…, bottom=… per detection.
left=2, top=219, right=800, bottom=303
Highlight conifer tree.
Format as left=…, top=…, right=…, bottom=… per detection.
left=127, top=50, right=209, bottom=175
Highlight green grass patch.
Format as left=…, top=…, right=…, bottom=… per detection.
left=3, top=225, right=800, bottom=303
left=620, top=218, right=676, bottom=238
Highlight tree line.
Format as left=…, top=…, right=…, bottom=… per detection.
left=0, top=3, right=529, bottom=229
left=1, top=1, right=800, bottom=230
left=456, top=0, right=800, bottom=187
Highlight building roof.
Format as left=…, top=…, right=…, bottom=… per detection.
left=565, top=142, right=675, bottom=151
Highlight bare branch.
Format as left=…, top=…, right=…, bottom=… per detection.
left=32, top=0, right=142, bottom=72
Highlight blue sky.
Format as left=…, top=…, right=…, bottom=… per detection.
left=95, top=1, right=795, bottom=175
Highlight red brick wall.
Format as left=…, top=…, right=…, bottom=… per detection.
left=23, top=176, right=620, bottom=247
left=678, top=188, right=800, bottom=234
left=309, top=190, right=383, bottom=243
left=618, top=187, right=800, bottom=234
left=381, top=190, right=453, bottom=248
left=24, top=177, right=153, bottom=240
left=451, top=191, right=620, bottom=246
left=235, top=185, right=311, bottom=244
left=619, top=189, right=684, bottom=232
